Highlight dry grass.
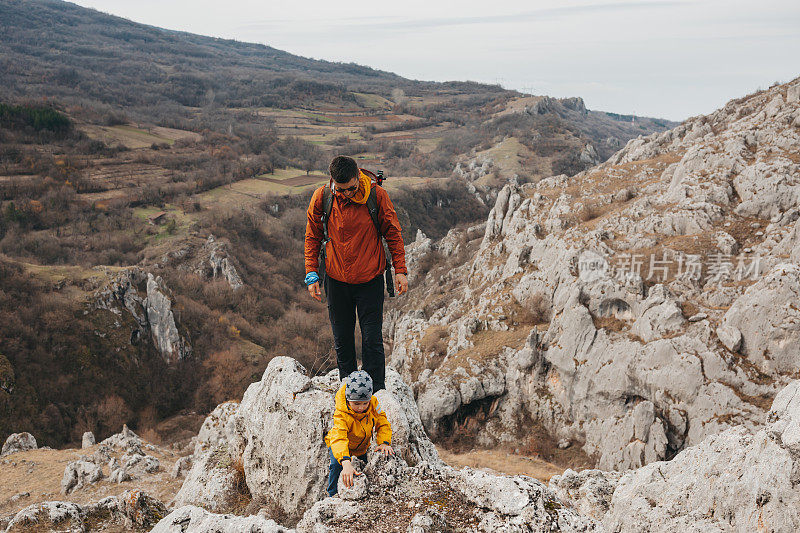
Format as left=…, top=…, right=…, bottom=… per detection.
left=0, top=445, right=184, bottom=519
left=436, top=447, right=564, bottom=482
left=680, top=300, right=700, bottom=319
left=591, top=315, right=629, bottom=332
left=441, top=327, right=531, bottom=372
left=419, top=325, right=449, bottom=355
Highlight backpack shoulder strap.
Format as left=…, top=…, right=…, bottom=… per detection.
left=364, top=181, right=391, bottom=269
left=321, top=184, right=334, bottom=242
left=360, top=168, right=382, bottom=237
left=365, top=186, right=381, bottom=238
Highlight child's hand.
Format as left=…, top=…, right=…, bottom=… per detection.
left=376, top=443, right=395, bottom=456
left=341, top=459, right=362, bottom=488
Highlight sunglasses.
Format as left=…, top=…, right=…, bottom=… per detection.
left=337, top=182, right=358, bottom=193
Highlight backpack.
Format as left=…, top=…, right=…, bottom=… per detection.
left=318, top=169, right=395, bottom=298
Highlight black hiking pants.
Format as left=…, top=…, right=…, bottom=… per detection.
left=324, top=272, right=386, bottom=392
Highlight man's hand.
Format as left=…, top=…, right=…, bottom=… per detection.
left=340, top=459, right=362, bottom=488
left=395, top=273, right=408, bottom=296
left=308, top=281, right=321, bottom=301
left=376, top=443, right=395, bottom=456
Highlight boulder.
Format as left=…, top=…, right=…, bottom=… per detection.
left=172, top=445, right=243, bottom=513
left=152, top=505, right=290, bottom=533
left=81, top=431, right=95, bottom=449
left=230, top=356, right=441, bottom=519
left=61, top=459, right=104, bottom=494
left=5, top=501, right=85, bottom=532
left=1, top=432, right=37, bottom=456
left=6, top=491, right=168, bottom=532
left=601, top=380, right=800, bottom=532
left=100, top=424, right=142, bottom=451
left=719, top=263, right=800, bottom=373
left=171, top=455, right=192, bottom=479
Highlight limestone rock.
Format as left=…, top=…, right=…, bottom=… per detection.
left=1, top=432, right=37, bottom=456
left=152, top=505, right=290, bottom=533
left=204, top=235, right=244, bottom=290
left=5, top=501, right=85, bottom=532
left=407, top=508, right=447, bottom=533
left=230, top=356, right=441, bottom=519
left=81, top=431, right=95, bottom=449
left=194, top=401, right=239, bottom=456
left=715, top=324, right=742, bottom=352
left=549, top=469, right=622, bottom=521
left=61, top=459, right=103, bottom=494
left=171, top=455, right=192, bottom=479
left=337, top=457, right=368, bottom=500
left=719, top=263, right=800, bottom=374
left=145, top=273, right=191, bottom=363
left=7, top=492, right=170, bottom=532
left=602, top=380, right=800, bottom=532
left=173, top=446, right=242, bottom=513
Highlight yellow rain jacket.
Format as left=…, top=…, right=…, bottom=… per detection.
left=324, top=383, right=392, bottom=464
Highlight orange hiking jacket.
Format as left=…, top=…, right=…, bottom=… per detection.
left=325, top=383, right=392, bottom=464
left=305, top=170, right=407, bottom=284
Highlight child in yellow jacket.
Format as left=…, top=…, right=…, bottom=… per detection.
left=324, top=370, right=394, bottom=496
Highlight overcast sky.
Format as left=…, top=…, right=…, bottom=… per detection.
left=70, top=0, right=799, bottom=122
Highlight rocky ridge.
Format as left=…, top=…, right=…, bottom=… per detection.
left=390, top=77, right=800, bottom=470
left=4, top=357, right=800, bottom=531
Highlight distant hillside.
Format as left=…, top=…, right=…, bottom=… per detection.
left=0, top=0, right=505, bottom=118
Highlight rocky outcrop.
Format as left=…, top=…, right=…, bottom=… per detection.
left=93, top=268, right=191, bottom=364
left=388, top=76, right=800, bottom=471
left=145, top=273, right=191, bottom=363
left=156, top=234, right=245, bottom=290
left=172, top=356, right=596, bottom=531
left=1, top=432, right=37, bottom=456
left=82, top=431, right=96, bottom=449
left=172, top=444, right=243, bottom=513
left=152, top=505, right=290, bottom=533
left=60, top=430, right=160, bottom=493
left=61, top=458, right=104, bottom=494
left=552, top=379, right=800, bottom=532
left=204, top=235, right=245, bottom=289
left=6, top=490, right=167, bottom=532
left=229, top=357, right=441, bottom=518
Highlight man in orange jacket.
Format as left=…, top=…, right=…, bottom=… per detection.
left=304, top=155, right=408, bottom=392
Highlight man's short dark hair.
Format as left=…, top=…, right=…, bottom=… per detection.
left=329, top=155, right=359, bottom=183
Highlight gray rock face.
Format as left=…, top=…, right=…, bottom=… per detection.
left=5, top=501, right=85, bottom=532
left=152, top=506, right=290, bottom=533
left=226, top=356, right=442, bottom=519
left=171, top=455, right=192, bottom=479
left=719, top=262, right=800, bottom=373
left=93, top=268, right=191, bottom=364
left=145, top=273, right=191, bottom=363
left=194, top=401, right=239, bottom=456
left=173, top=445, right=242, bottom=513
left=549, top=469, right=623, bottom=521
left=388, top=77, right=800, bottom=471
left=61, top=459, right=104, bottom=494
left=204, top=235, right=244, bottom=289
left=175, top=356, right=596, bottom=531
left=1, top=432, right=37, bottom=456
left=6, top=490, right=167, bottom=532
left=81, top=431, right=95, bottom=449
left=337, top=456, right=368, bottom=500
left=597, top=379, right=800, bottom=532
left=100, top=424, right=142, bottom=450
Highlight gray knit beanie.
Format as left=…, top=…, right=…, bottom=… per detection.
left=345, top=370, right=373, bottom=401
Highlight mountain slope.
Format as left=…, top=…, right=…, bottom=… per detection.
left=390, top=76, right=800, bottom=470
